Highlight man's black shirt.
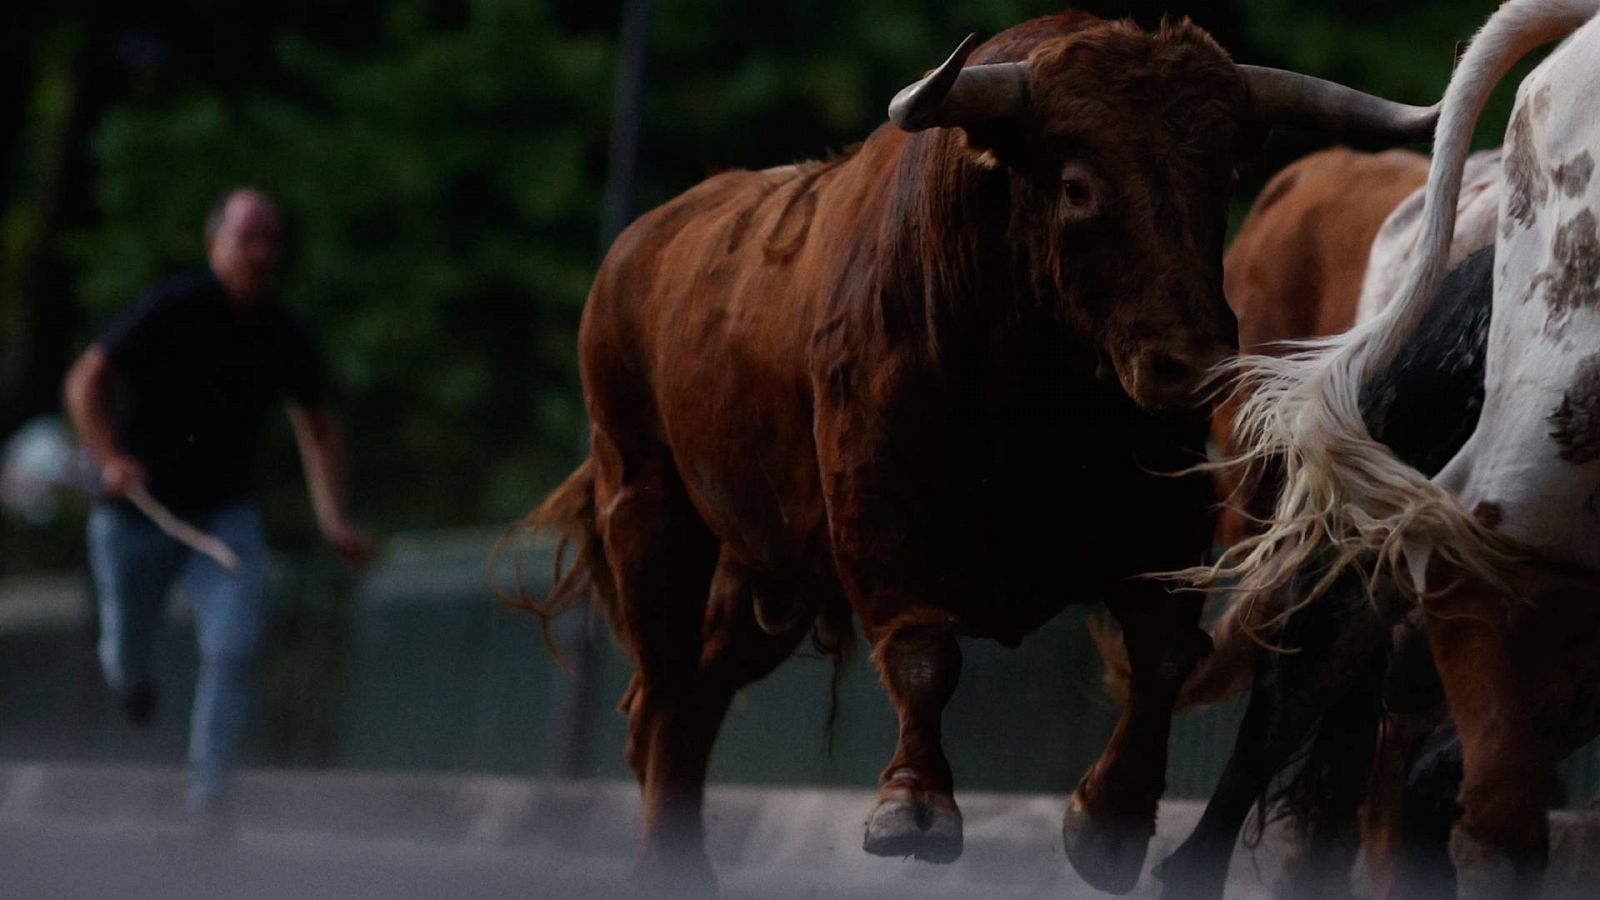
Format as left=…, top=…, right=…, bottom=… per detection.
left=99, top=272, right=327, bottom=514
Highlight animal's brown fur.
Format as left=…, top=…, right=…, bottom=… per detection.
left=1095, top=148, right=1431, bottom=712
left=497, top=458, right=617, bottom=666
left=508, top=9, right=1363, bottom=883
left=1213, top=147, right=1429, bottom=548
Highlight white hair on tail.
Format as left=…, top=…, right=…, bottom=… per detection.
left=1204, top=0, right=1600, bottom=605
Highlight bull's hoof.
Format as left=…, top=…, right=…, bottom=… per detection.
left=1063, top=793, right=1154, bottom=895
left=1151, top=848, right=1227, bottom=900
left=632, top=845, right=717, bottom=896
left=862, top=787, right=964, bottom=863
left=1449, top=827, right=1544, bottom=900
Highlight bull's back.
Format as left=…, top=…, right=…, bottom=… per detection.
left=1355, top=147, right=1500, bottom=323
left=583, top=166, right=811, bottom=385
left=1224, top=147, right=1428, bottom=352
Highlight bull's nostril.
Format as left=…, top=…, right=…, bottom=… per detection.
left=1149, top=354, right=1194, bottom=386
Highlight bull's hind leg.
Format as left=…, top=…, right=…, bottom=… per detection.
left=1157, top=643, right=1291, bottom=900
left=1391, top=718, right=1462, bottom=900
left=1423, top=577, right=1549, bottom=900
left=1272, top=681, right=1383, bottom=899
left=594, top=449, right=720, bottom=878
left=861, top=608, right=965, bottom=863
left=694, top=552, right=814, bottom=754
left=1159, top=573, right=1387, bottom=900
left=636, top=551, right=814, bottom=852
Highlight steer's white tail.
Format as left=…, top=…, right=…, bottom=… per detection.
left=1206, top=0, right=1600, bottom=603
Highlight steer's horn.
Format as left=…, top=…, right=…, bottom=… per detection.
left=889, top=34, right=1031, bottom=132
left=1239, top=65, right=1440, bottom=142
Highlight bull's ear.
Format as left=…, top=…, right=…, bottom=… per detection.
left=888, top=34, right=1030, bottom=132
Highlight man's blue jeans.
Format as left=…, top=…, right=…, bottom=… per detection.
left=87, top=500, right=268, bottom=810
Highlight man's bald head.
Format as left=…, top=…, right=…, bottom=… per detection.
left=206, top=188, right=282, bottom=306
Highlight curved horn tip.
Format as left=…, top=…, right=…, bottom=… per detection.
left=930, top=33, right=982, bottom=73
left=887, top=32, right=984, bottom=131
left=1422, top=102, right=1444, bottom=134
left=1239, top=65, right=1445, bottom=143
left=1380, top=101, right=1442, bottom=143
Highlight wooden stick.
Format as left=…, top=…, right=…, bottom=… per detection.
left=124, top=484, right=242, bottom=573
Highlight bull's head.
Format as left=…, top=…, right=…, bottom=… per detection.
left=889, top=21, right=1438, bottom=410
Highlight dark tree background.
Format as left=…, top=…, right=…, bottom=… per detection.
left=0, top=0, right=1526, bottom=569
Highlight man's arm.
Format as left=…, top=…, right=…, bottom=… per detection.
left=286, top=402, right=374, bottom=567
left=63, top=346, right=145, bottom=496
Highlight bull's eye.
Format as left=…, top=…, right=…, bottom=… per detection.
left=1059, top=161, right=1102, bottom=224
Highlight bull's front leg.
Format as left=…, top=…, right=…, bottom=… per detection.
left=861, top=607, right=964, bottom=862
left=813, top=367, right=967, bottom=863
left=1068, top=583, right=1209, bottom=894
left=824, top=481, right=968, bottom=864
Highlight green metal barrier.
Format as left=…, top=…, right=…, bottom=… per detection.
left=1, top=536, right=1591, bottom=805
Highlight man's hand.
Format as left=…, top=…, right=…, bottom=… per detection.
left=287, top=404, right=373, bottom=569
left=100, top=455, right=148, bottom=498
left=322, top=519, right=377, bottom=568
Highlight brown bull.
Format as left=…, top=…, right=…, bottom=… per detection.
left=1092, top=148, right=1432, bottom=898
left=1212, top=147, right=1430, bottom=548
left=1101, top=146, right=1434, bottom=732
left=516, top=11, right=1435, bottom=892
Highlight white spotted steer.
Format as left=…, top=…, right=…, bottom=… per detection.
left=1439, top=36, right=1600, bottom=560
left=1216, top=0, right=1600, bottom=895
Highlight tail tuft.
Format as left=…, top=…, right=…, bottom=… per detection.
left=494, top=458, right=617, bottom=666
left=1186, top=0, right=1596, bottom=608
left=812, top=596, right=856, bottom=755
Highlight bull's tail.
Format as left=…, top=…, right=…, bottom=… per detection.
left=1194, top=0, right=1600, bottom=604
left=497, top=458, right=619, bottom=664
left=1091, top=598, right=1257, bottom=712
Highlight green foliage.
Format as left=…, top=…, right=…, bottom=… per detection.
left=51, top=0, right=1539, bottom=534
left=1236, top=0, right=1545, bottom=151
left=70, top=0, right=614, bottom=528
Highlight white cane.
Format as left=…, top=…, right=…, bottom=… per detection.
left=124, top=484, right=242, bottom=573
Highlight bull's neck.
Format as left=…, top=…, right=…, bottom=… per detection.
left=865, top=126, right=1058, bottom=361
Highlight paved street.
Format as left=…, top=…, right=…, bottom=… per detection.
left=2, top=814, right=1283, bottom=900
left=8, top=762, right=1597, bottom=899
left=0, top=764, right=1290, bottom=900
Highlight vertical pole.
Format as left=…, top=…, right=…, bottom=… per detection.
left=599, top=0, right=654, bottom=252
left=550, top=0, right=653, bottom=780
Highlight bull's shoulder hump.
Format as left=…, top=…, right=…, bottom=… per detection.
left=597, top=167, right=787, bottom=263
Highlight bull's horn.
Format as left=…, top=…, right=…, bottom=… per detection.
left=888, top=34, right=1031, bottom=132
left=1240, top=65, right=1440, bottom=142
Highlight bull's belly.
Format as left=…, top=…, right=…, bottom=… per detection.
left=946, top=585, right=1080, bottom=647
left=662, top=402, right=1214, bottom=644
left=677, top=479, right=1210, bottom=648
left=673, top=440, right=831, bottom=576
left=936, top=462, right=1214, bottom=643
